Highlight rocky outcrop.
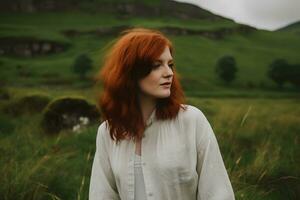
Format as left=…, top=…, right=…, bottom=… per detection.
left=0, top=0, right=74, bottom=12
left=159, top=25, right=256, bottom=39
left=0, top=37, right=70, bottom=57
left=62, top=25, right=256, bottom=40
left=0, top=0, right=224, bottom=20
left=160, top=0, right=222, bottom=20
left=62, top=25, right=133, bottom=37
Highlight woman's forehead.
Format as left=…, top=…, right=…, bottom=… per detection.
left=155, top=46, right=173, bottom=61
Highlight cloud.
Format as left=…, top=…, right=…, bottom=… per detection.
left=174, top=0, right=300, bottom=30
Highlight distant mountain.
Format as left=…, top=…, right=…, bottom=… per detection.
left=278, top=21, right=300, bottom=31
left=0, top=0, right=229, bottom=21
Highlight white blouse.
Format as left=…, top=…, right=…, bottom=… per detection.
left=134, top=154, right=147, bottom=200
left=89, top=104, right=235, bottom=200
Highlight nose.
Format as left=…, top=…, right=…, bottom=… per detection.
left=163, top=64, right=173, bottom=78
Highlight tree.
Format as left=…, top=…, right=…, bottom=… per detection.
left=215, top=55, right=238, bottom=84
left=267, top=59, right=290, bottom=88
left=72, top=54, right=93, bottom=79
left=288, top=64, right=300, bottom=88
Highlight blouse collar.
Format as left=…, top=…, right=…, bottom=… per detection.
left=146, top=108, right=156, bottom=127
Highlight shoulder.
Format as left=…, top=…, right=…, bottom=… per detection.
left=178, top=104, right=206, bottom=122
left=179, top=105, right=216, bottom=146
left=96, top=120, right=111, bottom=144
left=175, top=104, right=208, bottom=129
left=97, top=120, right=109, bottom=136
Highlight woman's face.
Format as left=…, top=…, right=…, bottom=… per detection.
left=138, top=46, right=174, bottom=100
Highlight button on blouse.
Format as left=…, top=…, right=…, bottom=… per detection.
left=134, top=154, right=147, bottom=200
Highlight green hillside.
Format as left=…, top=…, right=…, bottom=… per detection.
left=0, top=10, right=299, bottom=98
left=0, top=1, right=299, bottom=200
left=279, top=21, right=300, bottom=32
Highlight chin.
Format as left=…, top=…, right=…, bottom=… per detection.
left=156, top=92, right=171, bottom=98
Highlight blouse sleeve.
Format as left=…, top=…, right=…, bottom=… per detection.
left=195, top=111, right=235, bottom=200
left=89, top=122, right=121, bottom=200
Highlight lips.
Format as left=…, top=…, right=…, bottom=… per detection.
left=160, top=82, right=171, bottom=86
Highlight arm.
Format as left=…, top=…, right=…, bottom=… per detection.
left=196, top=111, right=235, bottom=200
left=89, top=122, right=120, bottom=200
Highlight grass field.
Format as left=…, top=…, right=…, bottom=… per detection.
left=0, top=10, right=299, bottom=200
left=0, top=96, right=299, bottom=200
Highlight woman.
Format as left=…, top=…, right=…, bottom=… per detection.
left=89, top=28, right=235, bottom=200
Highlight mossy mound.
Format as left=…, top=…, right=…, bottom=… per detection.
left=41, top=96, right=100, bottom=134
left=2, top=93, right=51, bottom=116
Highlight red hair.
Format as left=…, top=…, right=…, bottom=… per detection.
left=95, top=28, right=186, bottom=143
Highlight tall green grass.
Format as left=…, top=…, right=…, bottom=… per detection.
left=0, top=113, right=96, bottom=200
left=188, top=97, right=300, bottom=200
left=0, top=96, right=299, bottom=200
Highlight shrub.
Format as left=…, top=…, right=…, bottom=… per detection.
left=267, top=59, right=290, bottom=87
left=71, top=54, right=93, bottom=79
left=259, top=81, right=266, bottom=89
left=41, top=96, right=100, bottom=134
left=246, top=81, right=255, bottom=89
left=2, top=93, right=51, bottom=116
left=215, top=55, right=238, bottom=84
left=267, top=59, right=300, bottom=88
left=287, top=64, right=300, bottom=88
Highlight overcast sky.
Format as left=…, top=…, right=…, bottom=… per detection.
left=174, top=0, right=300, bottom=31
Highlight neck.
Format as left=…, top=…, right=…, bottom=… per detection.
left=138, top=93, right=156, bottom=123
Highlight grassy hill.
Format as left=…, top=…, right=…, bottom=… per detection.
left=0, top=1, right=299, bottom=200
left=0, top=0, right=227, bottom=20
left=279, top=21, right=300, bottom=32
left=0, top=10, right=299, bottom=98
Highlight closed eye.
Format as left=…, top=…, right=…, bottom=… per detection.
left=152, top=62, right=174, bottom=69
left=153, top=63, right=161, bottom=68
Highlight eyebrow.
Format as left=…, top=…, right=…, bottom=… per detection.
left=154, top=59, right=173, bottom=62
